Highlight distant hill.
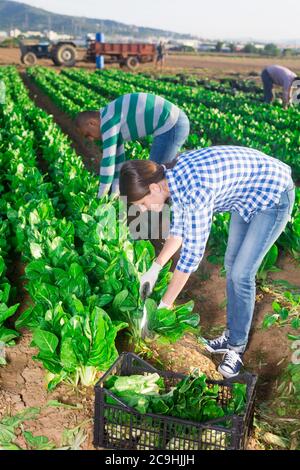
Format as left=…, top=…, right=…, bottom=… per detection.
left=0, top=0, right=196, bottom=39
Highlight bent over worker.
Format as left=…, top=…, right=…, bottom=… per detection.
left=261, top=64, right=299, bottom=108
left=74, top=93, right=190, bottom=197
left=119, top=146, right=295, bottom=378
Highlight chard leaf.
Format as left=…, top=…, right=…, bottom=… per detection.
left=0, top=327, right=19, bottom=343
left=23, top=431, right=55, bottom=450
left=0, top=257, right=5, bottom=278
left=25, top=260, right=51, bottom=281
left=1, top=407, right=40, bottom=428
left=33, top=353, right=62, bottom=374
left=46, top=371, right=68, bottom=391
left=15, top=305, right=43, bottom=330
left=71, top=334, right=90, bottom=365
left=60, top=337, right=78, bottom=372
left=0, top=443, right=21, bottom=450
left=96, top=294, right=113, bottom=307
left=46, top=400, right=83, bottom=410
left=32, top=329, right=59, bottom=356
left=0, top=283, right=10, bottom=304
left=0, top=303, right=19, bottom=325
left=112, top=290, right=129, bottom=315
left=29, top=242, right=43, bottom=259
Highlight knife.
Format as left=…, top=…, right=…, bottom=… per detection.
left=140, top=281, right=151, bottom=339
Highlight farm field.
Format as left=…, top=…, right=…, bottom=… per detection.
left=1, top=47, right=300, bottom=79
left=0, top=65, right=300, bottom=450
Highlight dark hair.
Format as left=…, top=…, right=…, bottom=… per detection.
left=120, top=159, right=177, bottom=202
left=74, top=110, right=100, bottom=129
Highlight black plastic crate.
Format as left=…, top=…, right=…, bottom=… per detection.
left=94, top=352, right=257, bottom=450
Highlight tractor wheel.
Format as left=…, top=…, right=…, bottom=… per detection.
left=126, top=56, right=139, bottom=70
left=52, top=44, right=77, bottom=67
left=22, top=52, right=37, bottom=66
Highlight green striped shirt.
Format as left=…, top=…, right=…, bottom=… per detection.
left=98, top=93, right=180, bottom=197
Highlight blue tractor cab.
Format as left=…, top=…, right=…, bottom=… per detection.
left=19, top=40, right=77, bottom=66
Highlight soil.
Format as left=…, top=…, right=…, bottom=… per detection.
left=2, top=47, right=300, bottom=79
left=1, top=64, right=299, bottom=451
left=164, top=53, right=300, bottom=78
left=0, top=332, right=95, bottom=450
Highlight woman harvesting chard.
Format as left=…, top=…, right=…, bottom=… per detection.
left=75, top=92, right=190, bottom=197
left=119, top=146, right=295, bottom=378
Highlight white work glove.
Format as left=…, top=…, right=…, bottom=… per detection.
left=158, top=300, right=171, bottom=310
left=139, top=261, right=162, bottom=297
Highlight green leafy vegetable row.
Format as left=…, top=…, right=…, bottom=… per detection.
left=0, top=217, right=20, bottom=360
left=0, top=67, right=127, bottom=387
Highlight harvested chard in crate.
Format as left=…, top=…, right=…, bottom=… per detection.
left=94, top=353, right=257, bottom=450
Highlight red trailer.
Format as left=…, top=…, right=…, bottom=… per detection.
left=86, top=41, right=156, bottom=69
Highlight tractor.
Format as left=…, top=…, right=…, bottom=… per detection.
left=19, top=40, right=77, bottom=67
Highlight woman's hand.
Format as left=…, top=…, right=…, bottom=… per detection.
left=141, top=236, right=187, bottom=305
left=139, top=261, right=162, bottom=296
left=139, top=236, right=183, bottom=297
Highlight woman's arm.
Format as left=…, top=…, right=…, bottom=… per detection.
left=160, top=192, right=214, bottom=307
left=161, top=269, right=191, bottom=306
left=156, top=236, right=191, bottom=307
left=156, top=235, right=182, bottom=266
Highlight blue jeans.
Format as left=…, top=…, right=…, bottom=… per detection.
left=224, top=184, right=295, bottom=353
left=150, top=110, right=190, bottom=164
left=261, top=68, right=274, bottom=103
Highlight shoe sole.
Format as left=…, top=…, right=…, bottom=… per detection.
left=217, top=365, right=241, bottom=379
left=205, top=345, right=229, bottom=354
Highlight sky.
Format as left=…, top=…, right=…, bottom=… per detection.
left=12, top=0, right=300, bottom=41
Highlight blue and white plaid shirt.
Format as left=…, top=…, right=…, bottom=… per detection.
left=165, top=146, right=293, bottom=274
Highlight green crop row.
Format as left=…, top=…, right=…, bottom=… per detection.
left=0, top=215, right=20, bottom=360
left=0, top=67, right=128, bottom=388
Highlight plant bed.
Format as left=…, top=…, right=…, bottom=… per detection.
left=94, top=352, right=257, bottom=450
